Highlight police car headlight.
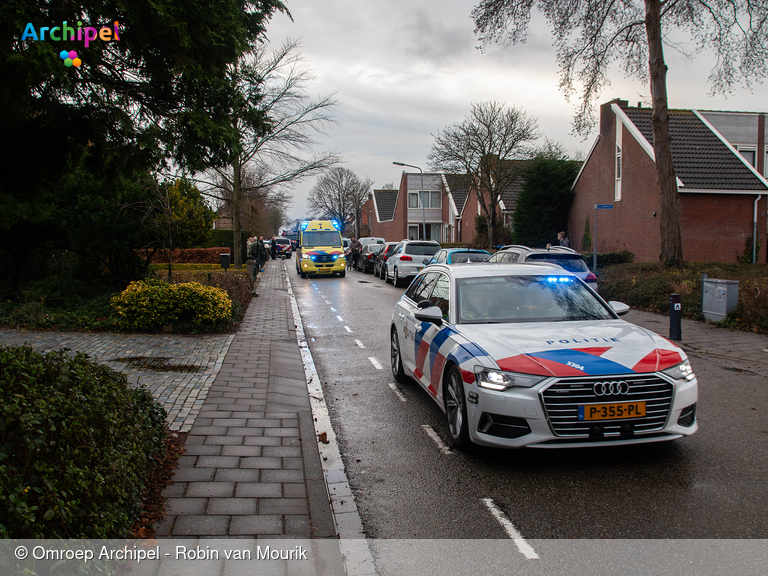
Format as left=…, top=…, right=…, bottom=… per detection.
left=662, top=359, right=695, bottom=382
left=474, top=367, right=545, bottom=391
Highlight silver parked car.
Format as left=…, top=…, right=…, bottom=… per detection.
left=385, top=240, right=441, bottom=287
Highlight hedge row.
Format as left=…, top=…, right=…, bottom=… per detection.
left=0, top=346, right=167, bottom=538
left=146, top=247, right=230, bottom=264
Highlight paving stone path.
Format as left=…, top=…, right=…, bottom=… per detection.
left=0, top=329, right=233, bottom=432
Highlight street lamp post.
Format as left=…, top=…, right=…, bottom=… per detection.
left=393, top=161, right=425, bottom=241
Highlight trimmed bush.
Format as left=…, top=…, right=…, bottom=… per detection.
left=581, top=250, right=635, bottom=269
left=146, top=247, right=230, bottom=264
left=0, top=346, right=167, bottom=538
left=111, top=278, right=232, bottom=330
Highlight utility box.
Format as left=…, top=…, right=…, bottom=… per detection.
left=220, top=253, right=230, bottom=270
left=702, top=279, right=739, bottom=322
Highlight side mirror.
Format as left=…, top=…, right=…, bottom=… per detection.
left=422, top=257, right=432, bottom=265
left=609, top=301, right=630, bottom=316
left=415, top=305, right=443, bottom=325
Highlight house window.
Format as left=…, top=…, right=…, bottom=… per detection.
left=431, top=191, right=442, bottom=208
left=615, top=143, right=622, bottom=201
left=429, top=224, right=441, bottom=242
left=408, top=192, right=419, bottom=208
left=408, top=225, right=419, bottom=240
left=737, top=146, right=756, bottom=167
left=409, top=191, right=442, bottom=209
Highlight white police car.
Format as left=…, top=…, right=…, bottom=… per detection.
left=390, top=263, right=698, bottom=449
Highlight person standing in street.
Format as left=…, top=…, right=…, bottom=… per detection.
left=558, top=231, right=570, bottom=248
left=270, top=237, right=277, bottom=260
left=349, top=236, right=361, bottom=270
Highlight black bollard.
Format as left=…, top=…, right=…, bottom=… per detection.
left=669, top=293, right=682, bottom=340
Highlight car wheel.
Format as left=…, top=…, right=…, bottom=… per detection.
left=339, top=271, right=346, bottom=278
left=444, top=365, right=471, bottom=449
left=385, top=267, right=392, bottom=284
left=393, top=268, right=401, bottom=287
left=390, top=327, right=407, bottom=384
left=300, top=270, right=307, bottom=278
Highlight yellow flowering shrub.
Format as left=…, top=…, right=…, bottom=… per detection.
left=111, top=279, right=232, bottom=330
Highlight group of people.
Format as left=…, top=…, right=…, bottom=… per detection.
left=246, top=236, right=277, bottom=273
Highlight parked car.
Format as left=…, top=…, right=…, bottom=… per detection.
left=385, top=240, right=441, bottom=287
left=272, top=237, right=292, bottom=259
left=390, top=262, right=698, bottom=449
left=428, top=248, right=491, bottom=265
left=489, top=246, right=598, bottom=292
left=357, top=243, right=383, bottom=273
left=374, top=242, right=399, bottom=279
left=359, top=237, right=385, bottom=248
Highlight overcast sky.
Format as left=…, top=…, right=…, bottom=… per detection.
left=264, top=0, right=767, bottom=220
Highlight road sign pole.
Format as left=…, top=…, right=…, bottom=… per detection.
left=593, top=203, right=597, bottom=270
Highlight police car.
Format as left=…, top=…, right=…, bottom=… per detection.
left=390, top=263, right=698, bottom=449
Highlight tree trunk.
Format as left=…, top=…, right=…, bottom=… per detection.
left=645, top=0, right=683, bottom=267
left=232, top=156, right=242, bottom=269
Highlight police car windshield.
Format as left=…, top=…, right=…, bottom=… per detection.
left=457, top=275, right=613, bottom=324
left=302, top=231, right=341, bottom=247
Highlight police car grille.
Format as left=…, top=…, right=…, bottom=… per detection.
left=540, top=375, right=673, bottom=438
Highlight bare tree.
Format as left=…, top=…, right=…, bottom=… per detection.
left=195, top=39, right=340, bottom=267
left=427, top=101, right=540, bottom=247
left=307, top=167, right=374, bottom=236
left=472, top=0, right=768, bottom=266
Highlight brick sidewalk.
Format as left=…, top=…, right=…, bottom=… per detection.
left=157, top=258, right=335, bottom=538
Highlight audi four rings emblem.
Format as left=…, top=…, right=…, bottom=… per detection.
left=593, top=381, right=629, bottom=396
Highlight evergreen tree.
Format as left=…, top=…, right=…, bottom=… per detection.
left=512, top=156, right=579, bottom=247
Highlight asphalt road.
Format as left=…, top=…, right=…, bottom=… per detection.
left=291, top=266, right=768, bottom=541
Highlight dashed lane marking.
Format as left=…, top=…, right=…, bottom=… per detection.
left=336, top=315, right=344, bottom=322
left=481, top=498, right=539, bottom=559
left=330, top=307, right=337, bottom=312
left=354, top=340, right=365, bottom=348
left=420, top=424, right=453, bottom=455
left=344, top=326, right=352, bottom=333
left=388, top=382, right=407, bottom=402
left=368, top=357, right=382, bottom=369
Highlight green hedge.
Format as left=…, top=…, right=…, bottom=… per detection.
left=0, top=346, right=167, bottom=538
left=581, top=250, right=635, bottom=269
left=111, top=278, right=232, bottom=330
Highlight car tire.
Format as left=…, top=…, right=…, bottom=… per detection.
left=390, top=327, right=407, bottom=384
left=300, top=270, right=307, bottom=278
left=339, top=271, right=346, bottom=278
left=385, top=267, right=392, bottom=284
left=393, top=268, right=402, bottom=287
left=444, top=365, right=471, bottom=449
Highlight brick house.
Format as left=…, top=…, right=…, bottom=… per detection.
left=365, top=166, right=530, bottom=245
left=569, top=99, right=768, bottom=262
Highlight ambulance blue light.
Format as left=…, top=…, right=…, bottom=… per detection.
left=331, top=220, right=341, bottom=230
left=300, top=221, right=309, bottom=231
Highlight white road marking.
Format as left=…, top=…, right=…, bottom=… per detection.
left=336, top=315, right=343, bottom=322
left=481, top=498, right=539, bottom=559
left=354, top=340, right=365, bottom=348
left=420, top=424, right=454, bottom=455
left=330, top=307, right=337, bottom=312
left=344, top=326, right=352, bottom=333
left=368, top=357, right=383, bottom=369
left=324, top=300, right=331, bottom=304
left=388, top=382, right=407, bottom=402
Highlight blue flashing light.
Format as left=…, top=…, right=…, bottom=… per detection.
left=331, top=220, right=341, bottom=230
left=546, top=276, right=573, bottom=283
left=300, top=220, right=309, bottom=231
left=332, top=255, right=338, bottom=260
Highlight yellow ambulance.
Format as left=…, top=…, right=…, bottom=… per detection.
left=295, top=220, right=346, bottom=278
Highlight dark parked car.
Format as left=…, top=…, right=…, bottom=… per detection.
left=357, top=243, right=383, bottom=273
left=489, top=245, right=598, bottom=291
left=374, top=242, right=399, bottom=279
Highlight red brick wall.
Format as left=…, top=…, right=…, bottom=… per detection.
left=681, top=194, right=767, bottom=262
